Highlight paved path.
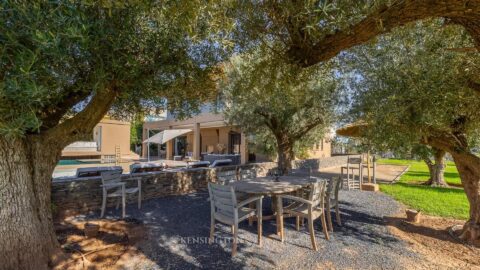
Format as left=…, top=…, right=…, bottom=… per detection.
left=95, top=190, right=445, bottom=269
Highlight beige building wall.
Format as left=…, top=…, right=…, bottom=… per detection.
left=62, top=118, right=138, bottom=160
left=94, top=119, right=132, bottom=159
left=306, top=138, right=332, bottom=159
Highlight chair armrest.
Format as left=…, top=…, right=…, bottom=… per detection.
left=237, top=195, right=264, bottom=208
left=279, top=195, right=313, bottom=205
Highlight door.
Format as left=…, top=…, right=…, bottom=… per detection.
left=228, top=132, right=241, bottom=154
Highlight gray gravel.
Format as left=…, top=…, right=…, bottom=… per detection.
left=99, top=191, right=428, bottom=269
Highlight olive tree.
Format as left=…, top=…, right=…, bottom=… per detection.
left=221, top=52, right=337, bottom=174
left=342, top=20, right=480, bottom=244
left=0, top=1, right=224, bottom=268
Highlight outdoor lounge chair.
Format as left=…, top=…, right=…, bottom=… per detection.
left=100, top=171, right=142, bottom=218
left=325, top=176, right=342, bottom=231
left=279, top=180, right=329, bottom=251
left=208, top=182, right=263, bottom=256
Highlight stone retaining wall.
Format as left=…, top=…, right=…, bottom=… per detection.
left=51, top=157, right=349, bottom=217
left=52, top=162, right=277, bottom=217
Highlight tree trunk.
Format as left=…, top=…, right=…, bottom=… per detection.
left=277, top=141, right=294, bottom=175
left=425, top=149, right=448, bottom=187
left=0, top=136, right=62, bottom=270
left=451, top=152, right=480, bottom=246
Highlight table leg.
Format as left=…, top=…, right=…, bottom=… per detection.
left=274, top=195, right=284, bottom=242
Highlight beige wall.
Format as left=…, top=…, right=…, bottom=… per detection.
left=95, top=119, right=131, bottom=158
left=306, top=138, right=332, bottom=159
left=62, top=118, right=133, bottom=160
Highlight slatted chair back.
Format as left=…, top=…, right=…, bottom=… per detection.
left=101, top=170, right=123, bottom=187
left=327, top=176, right=341, bottom=199
left=308, top=180, right=327, bottom=208
left=348, top=157, right=362, bottom=164
left=216, top=168, right=238, bottom=185
left=208, top=182, right=237, bottom=217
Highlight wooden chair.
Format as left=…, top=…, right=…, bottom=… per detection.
left=208, top=182, right=263, bottom=256
left=279, top=181, right=329, bottom=251
left=341, top=156, right=362, bottom=190
left=215, top=168, right=238, bottom=185
left=325, top=177, right=342, bottom=231
left=100, top=171, right=141, bottom=218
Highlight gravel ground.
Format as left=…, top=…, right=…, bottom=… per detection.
left=99, top=190, right=433, bottom=269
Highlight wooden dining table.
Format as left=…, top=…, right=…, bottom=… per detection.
left=230, top=175, right=319, bottom=241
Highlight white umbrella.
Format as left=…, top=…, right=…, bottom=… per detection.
left=143, top=129, right=192, bottom=144
left=144, top=129, right=192, bottom=162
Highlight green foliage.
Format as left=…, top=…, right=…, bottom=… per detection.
left=0, top=1, right=225, bottom=137
left=341, top=20, right=480, bottom=151
left=228, top=1, right=389, bottom=53
left=221, top=48, right=337, bottom=157
left=130, top=113, right=144, bottom=150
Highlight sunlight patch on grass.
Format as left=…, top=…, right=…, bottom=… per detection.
left=380, top=183, right=469, bottom=219
left=378, top=159, right=461, bottom=185
left=377, top=159, right=468, bottom=220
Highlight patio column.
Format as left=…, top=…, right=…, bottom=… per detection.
left=240, top=132, right=247, bottom=164
left=142, top=128, right=148, bottom=158
left=193, top=122, right=201, bottom=160
left=166, top=140, right=173, bottom=160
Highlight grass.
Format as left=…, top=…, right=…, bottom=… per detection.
left=378, top=158, right=461, bottom=186
left=376, top=159, right=469, bottom=220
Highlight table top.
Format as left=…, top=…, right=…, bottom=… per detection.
left=230, top=176, right=318, bottom=195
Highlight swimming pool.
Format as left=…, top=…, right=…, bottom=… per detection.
left=57, top=160, right=101, bottom=166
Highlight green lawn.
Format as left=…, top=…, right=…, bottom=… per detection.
left=376, top=159, right=468, bottom=220
left=378, top=158, right=461, bottom=186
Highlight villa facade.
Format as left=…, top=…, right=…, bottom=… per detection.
left=142, top=109, right=331, bottom=164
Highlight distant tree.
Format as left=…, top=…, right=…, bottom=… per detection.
left=0, top=2, right=224, bottom=268
left=130, top=113, right=144, bottom=152
left=342, top=21, right=480, bottom=243
left=222, top=51, right=338, bottom=174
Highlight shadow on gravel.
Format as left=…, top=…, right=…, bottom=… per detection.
left=334, top=208, right=401, bottom=246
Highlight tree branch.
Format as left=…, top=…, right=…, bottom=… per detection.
left=286, top=0, right=480, bottom=67
left=44, top=85, right=118, bottom=148
left=291, top=117, right=324, bottom=140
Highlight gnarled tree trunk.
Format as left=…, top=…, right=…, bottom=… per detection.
left=276, top=137, right=294, bottom=175
left=0, top=136, right=62, bottom=270
left=425, top=149, right=448, bottom=187
left=0, top=88, right=117, bottom=269
left=451, top=152, right=480, bottom=246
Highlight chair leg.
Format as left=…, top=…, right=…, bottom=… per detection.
left=232, top=224, right=238, bottom=256
left=257, top=200, right=263, bottom=246
left=122, top=192, right=126, bottom=219
left=101, top=191, right=107, bottom=218
left=209, top=217, right=215, bottom=244
left=295, top=216, right=300, bottom=231
left=138, top=191, right=142, bottom=210
left=327, top=208, right=334, bottom=232
left=335, top=205, right=342, bottom=226
left=248, top=201, right=255, bottom=226
left=321, top=213, right=330, bottom=240
left=307, top=216, right=318, bottom=251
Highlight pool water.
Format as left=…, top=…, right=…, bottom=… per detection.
left=57, top=160, right=101, bottom=166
